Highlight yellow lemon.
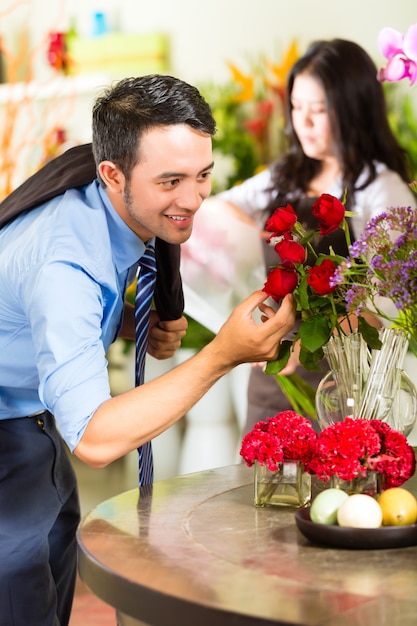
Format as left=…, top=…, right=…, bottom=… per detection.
left=378, top=487, right=417, bottom=526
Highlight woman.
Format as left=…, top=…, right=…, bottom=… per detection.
left=217, top=38, right=416, bottom=434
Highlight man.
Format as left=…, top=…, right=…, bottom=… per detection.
left=0, top=75, right=295, bottom=625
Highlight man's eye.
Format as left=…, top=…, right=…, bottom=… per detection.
left=161, top=179, right=180, bottom=188
left=199, top=171, right=212, bottom=181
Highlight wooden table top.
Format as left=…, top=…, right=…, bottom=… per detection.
left=77, top=463, right=417, bottom=626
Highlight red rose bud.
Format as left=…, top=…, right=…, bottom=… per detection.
left=263, top=266, right=298, bottom=301
left=312, top=193, right=345, bottom=235
left=265, top=204, right=297, bottom=234
left=244, top=118, right=267, bottom=136
left=274, top=234, right=306, bottom=265
left=256, top=99, right=274, bottom=117
left=307, top=259, right=337, bottom=295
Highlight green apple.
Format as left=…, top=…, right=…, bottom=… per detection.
left=310, top=488, right=349, bottom=525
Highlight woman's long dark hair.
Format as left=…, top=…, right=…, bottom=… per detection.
left=268, top=39, right=411, bottom=210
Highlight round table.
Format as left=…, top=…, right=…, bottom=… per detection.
left=77, top=464, right=417, bottom=626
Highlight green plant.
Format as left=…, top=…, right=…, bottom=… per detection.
left=384, top=83, right=417, bottom=181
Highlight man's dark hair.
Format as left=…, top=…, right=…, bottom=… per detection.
left=92, top=74, right=216, bottom=185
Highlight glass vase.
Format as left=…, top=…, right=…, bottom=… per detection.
left=254, top=460, right=311, bottom=508
left=330, top=471, right=383, bottom=497
left=315, top=328, right=417, bottom=436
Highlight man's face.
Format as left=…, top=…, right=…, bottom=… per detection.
left=112, top=124, right=213, bottom=244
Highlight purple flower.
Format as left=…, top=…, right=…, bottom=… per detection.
left=345, top=207, right=417, bottom=320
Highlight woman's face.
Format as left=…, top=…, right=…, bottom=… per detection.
left=290, top=72, right=336, bottom=162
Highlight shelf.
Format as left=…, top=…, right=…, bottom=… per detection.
left=0, top=73, right=109, bottom=104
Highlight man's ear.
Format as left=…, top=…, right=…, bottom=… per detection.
left=98, top=161, right=125, bottom=193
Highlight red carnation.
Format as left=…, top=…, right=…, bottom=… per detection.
left=240, top=410, right=317, bottom=472
left=308, top=417, right=415, bottom=487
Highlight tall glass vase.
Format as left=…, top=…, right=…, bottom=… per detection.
left=315, top=328, right=417, bottom=436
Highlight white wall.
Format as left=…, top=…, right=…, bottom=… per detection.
left=1, top=0, right=416, bottom=84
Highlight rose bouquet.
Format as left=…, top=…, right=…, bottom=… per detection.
left=308, top=417, right=416, bottom=489
left=263, top=193, right=417, bottom=377
left=262, top=193, right=381, bottom=375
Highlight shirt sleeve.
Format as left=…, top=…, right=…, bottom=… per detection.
left=217, top=168, right=274, bottom=229
left=350, top=165, right=416, bottom=238
left=21, top=259, right=113, bottom=451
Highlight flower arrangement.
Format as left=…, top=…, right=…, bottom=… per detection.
left=308, top=417, right=416, bottom=489
left=262, top=193, right=417, bottom=378
left=240, top=412, right=416, bottom=491
left=240, top=410, right=317, bottom=472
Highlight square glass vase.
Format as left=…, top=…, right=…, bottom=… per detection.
left=329, top=471, right=383, bottom=497
left=254, top=460, right=311, bottom=508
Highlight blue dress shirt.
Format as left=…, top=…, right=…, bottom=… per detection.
left=0, top=181, right=145, bottom=451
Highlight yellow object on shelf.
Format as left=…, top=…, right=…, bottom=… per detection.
left=66, top=32, right=170, bottom=76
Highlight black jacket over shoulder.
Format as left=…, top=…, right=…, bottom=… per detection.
left=0, top=144, right=184, bottom=321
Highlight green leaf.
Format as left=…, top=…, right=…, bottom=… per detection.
left=181, top=315, right=216, bottom=350
left=265, top=340, right=292, bottom=374
left=357, top=317, right=382, bottom=350
left=299, top=345, right=324, bottom=371
left=296, top=276, right=310, bottom=311
left=299, top=315, right=332, bottom=353
left=273, top=373, right=317, bottom=420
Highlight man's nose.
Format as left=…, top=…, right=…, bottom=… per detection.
left=176, top=182, right=206, bottom=210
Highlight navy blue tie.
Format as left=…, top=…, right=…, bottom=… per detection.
left=135, top=243, right=157, bottom=487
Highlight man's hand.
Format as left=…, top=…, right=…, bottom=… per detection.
left=147, top=312, right=188, bottom=359
left=212, top=291, right=296, bottom=369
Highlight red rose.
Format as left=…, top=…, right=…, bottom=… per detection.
left=263, top=266, right=298, bottom=301
left=274, top=234, right=306, bottom=265
left=265, top=204, right=297, bottom=235
left=312, top=193, right=345, bottom=235
left=307, top=259, right=337, bottom=295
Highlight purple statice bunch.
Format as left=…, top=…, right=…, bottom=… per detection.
left=334, top=207, right=417, bottom=352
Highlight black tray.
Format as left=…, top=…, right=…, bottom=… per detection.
left=295, top=507, right=417, bottom=549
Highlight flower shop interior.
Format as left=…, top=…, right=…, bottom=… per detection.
left=1, top=1, right=417, bottom=624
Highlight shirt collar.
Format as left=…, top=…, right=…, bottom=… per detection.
left=96, top=183, right=152, bottom=273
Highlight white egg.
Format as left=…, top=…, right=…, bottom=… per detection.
left=337, top=494, right=382, bottom=528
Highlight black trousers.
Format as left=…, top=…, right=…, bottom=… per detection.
left=0, top=412, right=80, bottom=625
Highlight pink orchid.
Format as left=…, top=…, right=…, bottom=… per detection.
left=377, top=24, right=417, bottom=85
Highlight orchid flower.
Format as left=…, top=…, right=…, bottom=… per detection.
left=377, top=23, right=417, bottom=85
